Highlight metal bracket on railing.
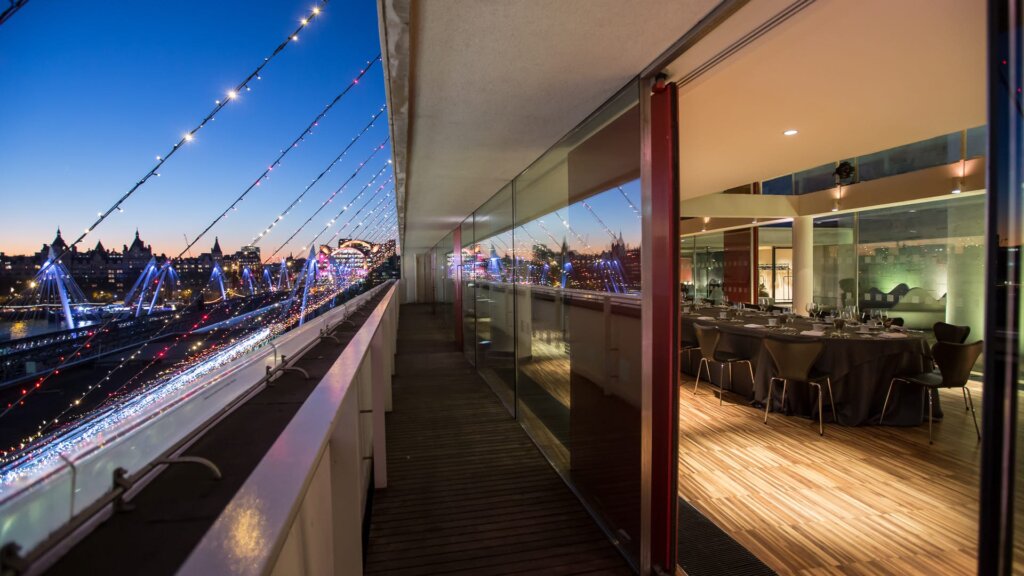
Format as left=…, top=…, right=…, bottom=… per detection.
left=319, top=328, right=341, bottom=345
left=112, top=467, right=135, bottom=513
left=279, top=355, right=310, bottom=380
left=337, top=303, right=356, bottom=327
left=155, top=456, right=222, bottom=480
left=58, top=453, right=77, bottom=520
left=0, top=542, right=26, bottom=576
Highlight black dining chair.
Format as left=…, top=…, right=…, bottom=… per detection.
left=763, top=338, right=835, bottom=435
left=932, top=321, right=972, bottom=408
left=680, top=332, right=700, bottom=374
left=934, top=321, right=971, bottom=344
left=693, top=324, right=754, bottom=405
left=880, top=340, right=982, bottom=444
left=888, top=317, right=905, bottom=327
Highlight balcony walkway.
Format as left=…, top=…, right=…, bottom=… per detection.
left=365, top=304, right=633, bottom=575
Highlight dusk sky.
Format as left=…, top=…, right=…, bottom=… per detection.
left=0, top=1, right=390, bottom=257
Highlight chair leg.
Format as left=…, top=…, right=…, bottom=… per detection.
left=764, top=378, right=776, bottom=424
left=826, top=378, right=837, bottom=425
left=781, top=380, right=788, bottom=416
left=694, top=358, right=706, bottom=395
left=880, top=379, right=898, bottom=425
left=928, top=388, right=934, bottom=444
left=720, top=363, right=727, bottom=405
left=744, top=360, right=755, bottom=386
left=812, top=382, right=824, bottom=436
left=965, top=387, right=980, bottom=440
left=962, top=387, right=969, bottom=410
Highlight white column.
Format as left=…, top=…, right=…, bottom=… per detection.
left=792, top=216, right=814, bottom=315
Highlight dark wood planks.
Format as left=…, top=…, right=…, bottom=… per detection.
left=364, top=304, right=632, bottom=576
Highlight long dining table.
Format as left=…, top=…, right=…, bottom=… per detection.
left=680, top=307, right=935, bottom=426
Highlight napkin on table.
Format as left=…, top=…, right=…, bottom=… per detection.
left=878, top=332, right=908, bottom=339
left=800, top=330, right=825, bottom=337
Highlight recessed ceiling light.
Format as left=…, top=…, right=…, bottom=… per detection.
left=783, top=129, right=799, bottom=136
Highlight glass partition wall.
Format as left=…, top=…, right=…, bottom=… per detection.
left=425, top=82, right=643, bottom=567
left=473, top=185, right=516, bottom=412
left=460, top=217, right=475, bottom=365
left=430, top=231, right=454, bottom=329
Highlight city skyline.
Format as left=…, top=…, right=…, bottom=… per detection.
left=0, top=226, right=388, bottom=260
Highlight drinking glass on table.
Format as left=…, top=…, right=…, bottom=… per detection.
left=833, top=316, right=846, bottom=337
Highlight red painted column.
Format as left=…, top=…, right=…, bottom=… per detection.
left=649, top=78, right=680, bottom=571
left=453, top=226, right=463, bottom=349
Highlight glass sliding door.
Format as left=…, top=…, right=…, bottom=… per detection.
left=473, top=184, right=516, bottom=413
left=514, top=83, right=643, bottom=565
left=460, top=217, right=476, bottom=365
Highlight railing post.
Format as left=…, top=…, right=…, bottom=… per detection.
left=371, top=328, right=388, bottom=489
left=328, top=371, right=364, bottom=576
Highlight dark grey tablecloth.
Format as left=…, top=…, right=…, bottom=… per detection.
left=680, top=308, right=933, bottom=426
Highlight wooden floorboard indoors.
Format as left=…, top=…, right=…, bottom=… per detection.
left=679, top=371, right=990, bottom=575
left=364, top=304, right=632, bottom=576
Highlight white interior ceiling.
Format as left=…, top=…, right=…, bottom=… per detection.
left=668, top=0, right=986, bottom=200
left=379, top=0, right=720, bottom=251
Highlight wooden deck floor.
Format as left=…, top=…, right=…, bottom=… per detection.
left=364, top=304, right=632, bottom=576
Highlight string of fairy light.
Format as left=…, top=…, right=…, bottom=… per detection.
left=0, top=0, right=29, bottom=27
left=554, top=209, right=591, bottom=250
left=266, top=143, right=390, bottom=262
left=350, top=193, right=396, bottom=239
left=175, top=57, right=381, bottom=260
left=319, top=178, right=394, bottom=246
left=350, top=193, right=395, bottom=240
left=37, top=2, right=331, bottom=279
left=618, top=186, right=642, bottom=219
left=305, top=172, right=393, bottom=251
left=251, top=104, right=387, bottom=245
left=366, top=214, right=398, bottom=244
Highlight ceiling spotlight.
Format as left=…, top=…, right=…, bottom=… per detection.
left=832, top=199, right=840, bottom=212
left=951, top=177, right=963, bottom=194
left=783, top=129, right=799, bottom=136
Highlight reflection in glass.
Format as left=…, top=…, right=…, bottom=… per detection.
left=460, top=218, right=475, bottom=365
left=472, top=185, right=516, bottom=412
left=514, top=84, right=642, bottom=564
left=856, top=195, right=985, bottom=339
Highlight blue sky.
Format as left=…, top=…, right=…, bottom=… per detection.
left=0, top=1, right=390, bottom=257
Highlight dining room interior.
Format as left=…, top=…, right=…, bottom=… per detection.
left=668, top=0, right=995, bottom=573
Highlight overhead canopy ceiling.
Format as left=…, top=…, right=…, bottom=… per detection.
left=378, top=0, right=720, bottom=251
left=665, top=0, right=986, bottom=200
